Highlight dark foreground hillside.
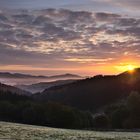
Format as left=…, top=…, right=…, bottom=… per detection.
left=34, top=68, right=140, bottom=110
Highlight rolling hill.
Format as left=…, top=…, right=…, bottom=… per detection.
left=33, top=68, right=140, bottom=110
left=0, top=72, right=81, bottom=79
left=0, top=83, right=31, bottom=96
left=0, top=72, right=82, bottom=85
left=16, top=79, right=78, bottom=93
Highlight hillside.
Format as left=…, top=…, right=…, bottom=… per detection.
left=34, top=68, right=140, bottom=110
left=0, top=72, right=81, bottom=79
left=0, top=72, right=46, bottom=78
left=1, top=69, right=140, bottom=129
left=0, top=83, right=31, bottom=96
left=0, top=72, right=82, bottom=85
left=17, top=79, right=78, bottom=93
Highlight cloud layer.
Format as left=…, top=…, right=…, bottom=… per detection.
left=0, top=9, right=140, bottom=75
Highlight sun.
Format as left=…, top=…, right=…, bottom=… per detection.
left=115, top=64, right=137, bottom=73
left=127, top=65, right=135, bottom=72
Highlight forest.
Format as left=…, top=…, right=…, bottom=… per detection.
left=1, top=90, right=140, bottom=129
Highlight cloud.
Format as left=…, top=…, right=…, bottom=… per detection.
left=95, top=12, right=121, bottom=21
left=0, top=9, right=139, bottom=74
left=110, top=0, right=140, bottom=10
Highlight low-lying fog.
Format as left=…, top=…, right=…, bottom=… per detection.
left=0, top=77, right=81, bottom=86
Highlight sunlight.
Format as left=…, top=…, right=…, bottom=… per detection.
left=115, top=64, right=137, bottom=73
left=127, top=65, right=135, bottom=72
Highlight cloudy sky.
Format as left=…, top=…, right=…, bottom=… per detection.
left=0, top=0, right=140, bottom=76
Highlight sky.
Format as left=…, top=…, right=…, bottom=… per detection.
left=0, top=0, right=140, bottom=76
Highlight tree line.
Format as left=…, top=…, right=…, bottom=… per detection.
left=0, top=91, right=93, bottom=129
left=0, top=90, right=140, bottom=129
left=93, top=91, right=140, bottom=129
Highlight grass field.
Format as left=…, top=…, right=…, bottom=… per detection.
left=0, top=122, right=140, bottom=140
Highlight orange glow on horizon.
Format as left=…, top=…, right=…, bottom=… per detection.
left=0, top=59, right=139, bottom=76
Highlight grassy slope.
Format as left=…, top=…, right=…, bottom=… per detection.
left=0, top=122, right=140, bottom=140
